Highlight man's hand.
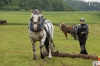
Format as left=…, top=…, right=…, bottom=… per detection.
left=81, top=32, right=84, bottom=34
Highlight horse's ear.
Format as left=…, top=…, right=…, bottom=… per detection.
left=31, top=9, right=34, bottom=13
left=39, top=10, right=42, bottom=13
left=65, top=23, right=67, bottom=25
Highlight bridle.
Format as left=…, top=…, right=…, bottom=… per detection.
left=31, top=13, right=41, bottom=24
left=30, top=14, right=45, bottom=32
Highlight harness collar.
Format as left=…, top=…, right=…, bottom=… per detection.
left=30, top=17, right=45, bottom=32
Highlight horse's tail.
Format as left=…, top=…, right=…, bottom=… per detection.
left=44, top=37, right=49, bottom=53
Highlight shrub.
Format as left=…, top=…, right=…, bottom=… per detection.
left=1, top=6, right=21, bottom=10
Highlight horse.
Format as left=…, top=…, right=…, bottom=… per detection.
left=59, top=22, right=67, bottom=39
left=28, top=9, right=54, bottom=60
left=0, top=20, right=7, bottom=25
left=59, top=22, right=77, bottom=40
left=71, top=24, right=77, bottom=40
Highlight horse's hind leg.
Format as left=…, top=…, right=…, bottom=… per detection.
left=48, top=37, right=52, bottom=59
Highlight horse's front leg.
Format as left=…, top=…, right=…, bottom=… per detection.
left=40, top=36, right=46, bottom=59
left=64, top=31, right=68, bottom=39
left=31, top=38, right=36, bottom=60
left=62, top=30, right=68, bottom=39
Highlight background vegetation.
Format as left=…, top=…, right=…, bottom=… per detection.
left=0, top=0, right=100, bottom=11
left=64, top=0, right=100, bottom=11
left=0, top=11, right=100, bottom=66
left=0, top=0, right=75, bottom=11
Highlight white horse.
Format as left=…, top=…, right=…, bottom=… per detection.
left=28, top=9, right=54, bottom=60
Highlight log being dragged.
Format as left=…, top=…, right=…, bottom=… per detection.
left=44, top=51, right=98, bottom=60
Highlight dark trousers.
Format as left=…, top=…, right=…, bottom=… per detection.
left=79, top=37, right=88, bottom=55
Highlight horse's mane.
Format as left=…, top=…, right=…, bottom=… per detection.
left=32, top=9, right=42, bottom=15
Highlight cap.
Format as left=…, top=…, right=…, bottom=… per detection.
left=80, top=18, right=85, bottom=21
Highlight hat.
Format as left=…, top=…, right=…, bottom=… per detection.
left=80, top=18, right=85, bottom=21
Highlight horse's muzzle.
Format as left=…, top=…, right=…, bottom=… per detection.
left=33, top=24, right=38, bottom=30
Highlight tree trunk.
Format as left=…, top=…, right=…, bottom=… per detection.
left=44, top=51, right=98, bottom=60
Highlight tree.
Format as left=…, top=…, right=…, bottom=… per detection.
left=64, top=0, right=100, bottom=11
left=0, top=0, right=76, bottom=11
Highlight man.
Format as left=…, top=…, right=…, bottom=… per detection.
left=77, top=18, right=89, bottom=55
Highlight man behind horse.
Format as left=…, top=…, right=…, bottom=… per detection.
left=77, top=18, right=89, bottom=55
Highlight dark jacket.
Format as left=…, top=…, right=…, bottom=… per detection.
left=77, top=24, right=89, bottom=40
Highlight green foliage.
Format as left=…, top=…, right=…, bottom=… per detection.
left=64, top=0, right=100, bottom=11
left=1, top=6, right=21, bottom=10
left=1, top=0, right=100, bottom=11
left=0, top=0, right=76, bottom=11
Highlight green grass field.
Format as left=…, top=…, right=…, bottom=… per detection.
left=0, top=11, right=100, bottom=66
left=0, top=11, right=100, bottom=24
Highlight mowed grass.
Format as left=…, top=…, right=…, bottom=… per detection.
left=0, top=24, right=100, bottom=66
left=0, top=11, right=100, bottom=66
left=0, top=11, right=100, bottom=24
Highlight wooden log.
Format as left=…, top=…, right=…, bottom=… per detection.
left=44, top=51, right=98, bottom=60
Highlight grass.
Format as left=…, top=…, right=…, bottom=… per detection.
left=0, top=24, right=100, bottom=66
left=0, top=11, right=100, bottom=66
left=0, top=11, right=100, bottom=24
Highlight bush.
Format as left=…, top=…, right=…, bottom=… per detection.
left=1, top=6, right=21, bottom=10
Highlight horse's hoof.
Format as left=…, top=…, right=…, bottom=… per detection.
left=48, top=56, right=52, bottom=59
left=41, top=55, right=45, bottom=59
left=41, top=53, right=45, bottom=59
left=41, top=56, right=45, bottom=59
left=33, top=58, right=36, bottom=60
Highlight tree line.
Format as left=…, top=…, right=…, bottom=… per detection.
left=0, top=0, right=76, bottom=11
left=0, top=0, right=100, bottom=11
left=64, top=0, right=100, bottom=11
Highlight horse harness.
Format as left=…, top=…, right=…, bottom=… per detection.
left=29, top=16, right=59, bottom=53
left=29, top=16, right=45, bottom=32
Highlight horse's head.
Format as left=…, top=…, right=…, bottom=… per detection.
left=72, top=24, right=77, bottom=32
left=31, top=9, right=43, bottom=30
left=59, top=22, right=66, bottom=29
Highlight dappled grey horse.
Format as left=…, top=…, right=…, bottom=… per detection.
left=28, top=9, right=54, bottom=60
